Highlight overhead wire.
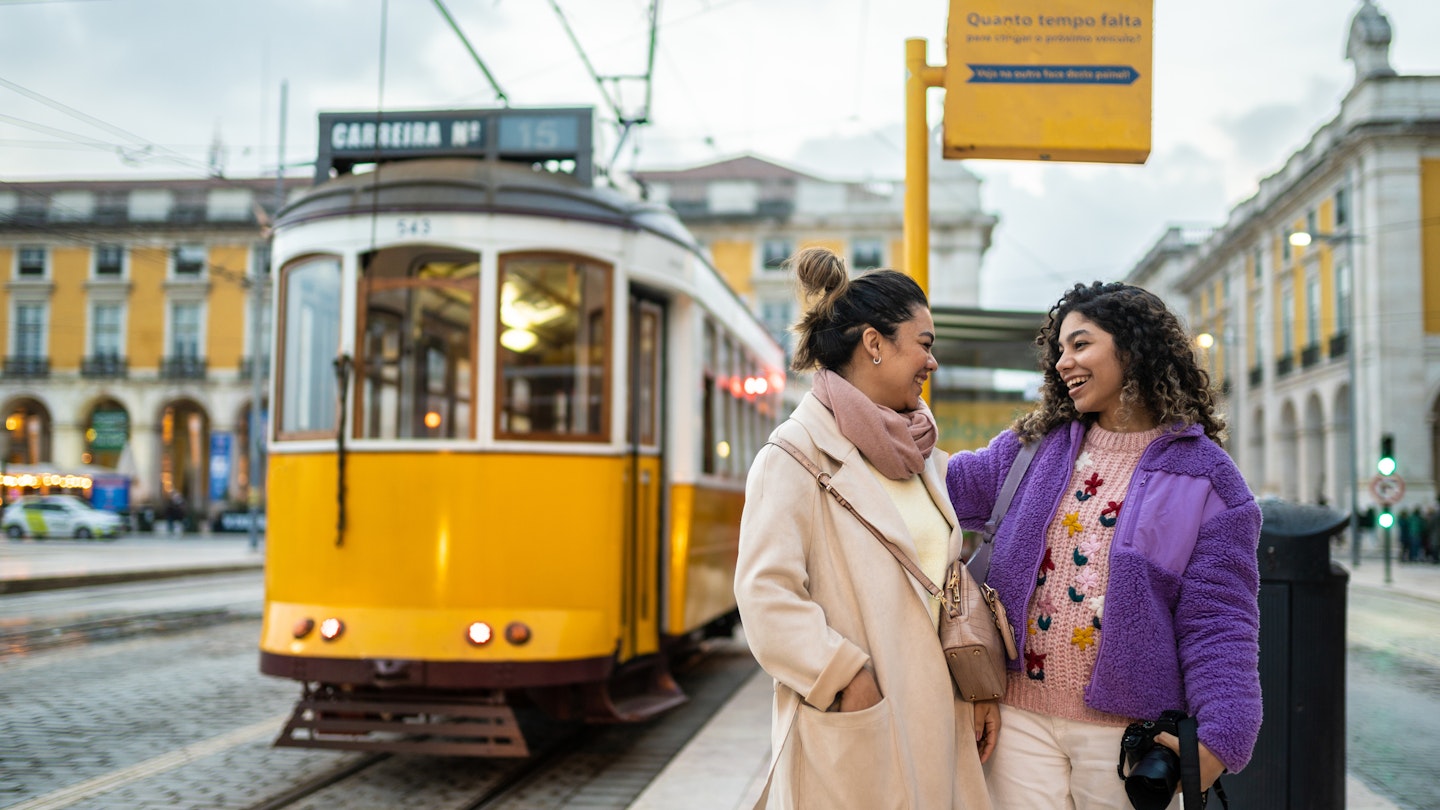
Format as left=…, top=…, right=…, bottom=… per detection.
left=0, top=75, right=215, bottom=174
left=429, top=0, right=509, bottom=104
left=0, top=75, right=294, bottom=184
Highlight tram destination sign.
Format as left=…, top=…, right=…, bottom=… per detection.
left=315, top=107, right=593, bottom=183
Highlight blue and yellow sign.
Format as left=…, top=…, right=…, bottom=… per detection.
left=943, top=0, right=1153, bottom=163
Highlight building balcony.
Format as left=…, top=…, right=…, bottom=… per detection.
left=1301, top=343, right=1321, bottom=369
left=3, top=356, right=49, bottom=378
left=1276, top=355, right=1294, bottom=378
left=1328, top=332, right=1348, bottom=359
left=665, top=198, right=795, bottom=221
left=81, top=355, right=129, bottom=378
left=238, top=355, right=270, bottom=380
left=1249, top=365, right=1263, bottom=388
left=755, top=199, right=795, bottom=219
left=668, top=200, right=709, bottom=218
left=160, top=356, right=207, bottom=380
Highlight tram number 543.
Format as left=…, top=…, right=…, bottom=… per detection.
left=396, top=218, right=431, bottom=237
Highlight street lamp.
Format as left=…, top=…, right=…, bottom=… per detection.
left=1289, top=228, right=1363, bottom=568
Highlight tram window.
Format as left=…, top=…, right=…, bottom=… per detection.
left=723, top=335, right=739, bottom=476
left=276, top=257, right=342, bottom=439
left=496, top=254, right=611, bottom=441
left=357, top=248, right=478, bottom=440
left=628, top=302, right=660, bottom=447
left=701, top=321, right=717, bottom=474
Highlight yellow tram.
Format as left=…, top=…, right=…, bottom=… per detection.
left=258, top=108, right=784, bottom=755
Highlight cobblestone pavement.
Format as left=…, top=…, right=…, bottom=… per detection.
left=0, top=621, right=357, bottom=810
left=1346, top=588, right=1440, bottom=810
left=0, top=617, right=758, bottom=810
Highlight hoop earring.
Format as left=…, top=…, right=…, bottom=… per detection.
left=872, top=356, right=882, bottom=365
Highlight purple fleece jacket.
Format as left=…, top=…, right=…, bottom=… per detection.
left=946, top=422, right=1263, bottom=772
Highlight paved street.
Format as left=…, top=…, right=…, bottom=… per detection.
left=0, top=537, right=1436, bottom=808
left=1346, top=587, right=1440, bottom=810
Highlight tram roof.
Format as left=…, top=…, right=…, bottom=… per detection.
left=275, top=158, right=699, bottom=251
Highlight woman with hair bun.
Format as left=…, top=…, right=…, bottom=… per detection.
left=735, top=246, right=995, bottom=809
left=946, top=282, right=1262, bottom=809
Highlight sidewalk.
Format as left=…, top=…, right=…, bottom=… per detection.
left=0, top=533, right=264, bottom=593
left=1337, top=546, right=1440, bottom=605
left=0, top=534, right=1422, bottom=809
left=636, top=666, right=1404, bottom=810
left=634, top=548, right=1425, bottom=810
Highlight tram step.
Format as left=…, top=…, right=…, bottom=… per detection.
left=586, top=657, right=689, bottom=722
left=274, top=690, right=530, bottom=757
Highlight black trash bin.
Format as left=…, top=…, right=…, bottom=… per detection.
left=1223, top=498, right=1348, bottom=809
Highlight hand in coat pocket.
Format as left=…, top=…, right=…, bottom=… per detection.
left=836, top=667, right=882, bottom=712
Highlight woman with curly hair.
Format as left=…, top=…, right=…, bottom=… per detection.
left=945, top=282, right=1261, bottom=809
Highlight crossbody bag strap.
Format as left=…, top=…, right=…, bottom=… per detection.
left=967, top=439, right=1039, bottom=583
left=767, top=438, right=943, bottom=599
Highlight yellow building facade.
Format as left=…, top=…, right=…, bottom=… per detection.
left=0, top=176, right=304, bottom=526
left=1129, top=2, right=1440, bottom=513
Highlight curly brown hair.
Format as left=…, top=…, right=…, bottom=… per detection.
left=1012, top=281, right=1225, bottom=443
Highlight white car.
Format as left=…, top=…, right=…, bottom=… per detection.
left=2, top=495, right=125, bottom=540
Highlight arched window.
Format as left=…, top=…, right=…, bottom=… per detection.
left=2, top=398, right=51, bottom=465
left=85, top=400, right=129, bottom=469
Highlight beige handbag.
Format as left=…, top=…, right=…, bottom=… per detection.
left=767, top=438, right=1020, bottom=702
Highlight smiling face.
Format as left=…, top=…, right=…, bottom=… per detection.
left=868, top=305, right=939, bottom=411
left=1055, top=312, right=1137, bottom=431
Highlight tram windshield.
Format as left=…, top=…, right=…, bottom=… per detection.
left=496, top=254, right=611, bottom=441
left=357, top=247, right=478, bottom=440
left=276, top=257, right=342, bottom=439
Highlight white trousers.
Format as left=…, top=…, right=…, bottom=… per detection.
left=985, top=704, right=1181, bottom=810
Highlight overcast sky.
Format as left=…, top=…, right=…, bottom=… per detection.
left=3, top=0, right=1439, bottom=310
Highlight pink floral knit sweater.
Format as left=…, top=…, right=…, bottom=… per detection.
left=1003, top=424, right=1165, bottom=726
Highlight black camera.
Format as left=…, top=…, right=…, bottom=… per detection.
left=1118, top=710, right=1189, bottom=810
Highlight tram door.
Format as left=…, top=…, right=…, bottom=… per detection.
left=622, top=295, right=665, bottom=660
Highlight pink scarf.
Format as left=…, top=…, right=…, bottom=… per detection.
left=811, top=369, right=937, bottom=480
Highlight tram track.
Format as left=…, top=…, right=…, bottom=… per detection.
left=239, top=753, right=391, bottom=810
left=233, top=724, right=594, bottom=810
left=234, top=641, right=758, bottom=810
left=3, top=622, right=759, bottom=810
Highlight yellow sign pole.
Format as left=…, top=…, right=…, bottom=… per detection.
left=904, top=38, right=946, bottom=297
left=905, top=38, right=945, bottom=404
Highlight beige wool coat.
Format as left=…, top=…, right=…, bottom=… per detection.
left=735, top=394, right=992, bottom=810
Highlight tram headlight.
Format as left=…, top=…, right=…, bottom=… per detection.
left=292, top=618, right=316, bottom=639
left=504, top=622, right=532, bottom=646
left=466, top=621, right=494, bottom=646
left=319, top=618, right=345, bottom=641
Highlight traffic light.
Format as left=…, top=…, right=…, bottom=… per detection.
left=1378, top=433, right=1397, bottom=476
left=1377, top=433, right=1398, bottom=528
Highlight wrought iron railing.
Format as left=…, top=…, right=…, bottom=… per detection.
left=160, top=356, right=207, bottom=379
left=81, top=355, right=128, bottom=378
left=3, top=356, right=48, bottom=377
